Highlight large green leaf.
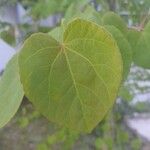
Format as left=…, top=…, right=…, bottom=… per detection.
left=102, top=12, right=127, bottom=34
left=105, top=25, right=132, bottom=80
left=19, top=18, right=123, bottom=133
left=0, top=54, right=24, bottom=128
left=133, top=21, right=150, bottom=68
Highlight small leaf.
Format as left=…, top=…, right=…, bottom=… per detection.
left=64, top=1, right=90, bottom=20
left=133, top=21, right=150, bottom=68
left=126, top=28, right=141, bottom=52
left=64, top=2, right=82, bottom=21
left=79, top=5, right=102, bottom=24
left=19, top=18, right=123, bottom=133
left=102, top=12, right=127, bottom=34
left=0, top=54, right=24, bottom=128
left=64, top=5, right=102, bottom=26
left=49, top=26, right=63, bottom=42
left=105, top=25, right=132, bottom=80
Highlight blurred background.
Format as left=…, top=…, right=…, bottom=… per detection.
left=0, top=0, right=150, bottom=150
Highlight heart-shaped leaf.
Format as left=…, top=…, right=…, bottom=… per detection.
left=0, top=54, right=24, bottom=128
left=19, top=19, right=123, bottom=133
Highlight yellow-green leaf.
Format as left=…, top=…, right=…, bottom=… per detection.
left=19, top=19, right=123, bottom=133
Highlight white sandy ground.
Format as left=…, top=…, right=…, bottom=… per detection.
left=127, top=117, right=150, bottom=141
left=0, top=39, right=15, bottom=72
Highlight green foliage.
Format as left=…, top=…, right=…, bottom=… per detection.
left=64, top=9, right=135, bottom=80
left=102, top=12, right=127, bottom=34
left=46, top=128, right=79, bottom=150
left=0, top=28, right=15, bottom=45
left=95, top=138, right=108, bottom=150
left=127, top=22, right=150, bottom=69
left=1, top=1, right=150, bottom=150
left=79, top=5, right=102, bottom=24
left=65, top=5, right=102, bottom=25
left=19, top=18, right=123, bottom=133
left=126, top=28, right=141, bottom=53
left=0, top=54, right=24, bottom=128
left=28, top=0, right=71, bottom=19
left=26, top=0, right=89, bottom=19
left=18, top=117, right=29, bottom=128
left=134, top=102, right=150, bottom=113
left=17, top=105, right=41, bottom=128
left=119, top=86, right=133, bottom=102
left=131, top=138, right=142, bottom=150
left=0, top=4, right=150, bottom=141
left=37, top=143, right=49, bottom=150
left=133, top=21, right=150, bottom=68
left=105, top=25, right=132, bottom=80
left=93, top=103, right=143, bottom=150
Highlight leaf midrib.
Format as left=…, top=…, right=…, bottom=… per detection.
left=63, top=48, right=89, bottom=130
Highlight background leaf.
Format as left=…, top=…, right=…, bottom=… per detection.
left=105, top=25, right=132, bottom=80
left=126, top=28, right=141, bottom=53
left=102, top=12, right=127, bottom=34
left=64, top=5, right=102, bottom=26
left=0, top=54, right=24, bottom=128
left=133, top=21, right=150, bottom=68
